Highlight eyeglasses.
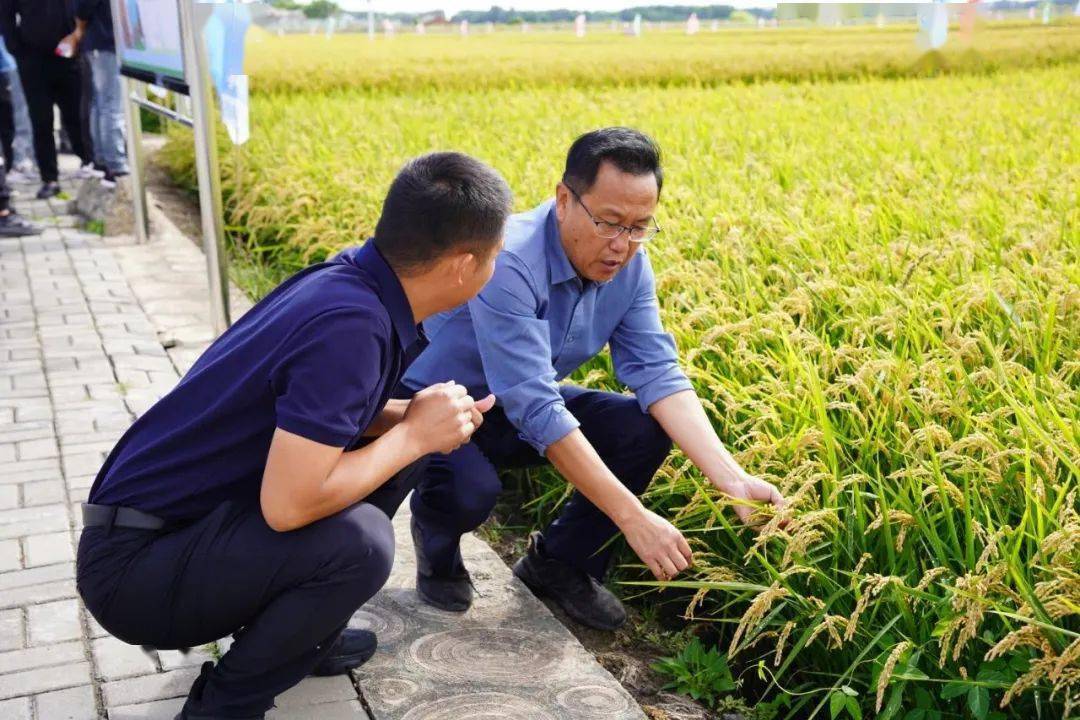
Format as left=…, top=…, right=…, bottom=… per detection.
left=566, top=185, right=661, bottom=244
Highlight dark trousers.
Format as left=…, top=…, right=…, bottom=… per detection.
left=0, top=76, right=11, bottom=213
left=0, top=71, right=13, bottom=173
left=76, top=460, right=425, bottom=717
left=17, top=53, right=88, bottom=183
left=409, top=385, right=673, bottom=581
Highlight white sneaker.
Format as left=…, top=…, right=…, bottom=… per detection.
left=74, top=163, right=105, bottom=180
left=6, top=168, right=36, bottom=184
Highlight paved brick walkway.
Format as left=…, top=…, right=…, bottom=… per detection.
left=0, top=166, right=642, bottom=719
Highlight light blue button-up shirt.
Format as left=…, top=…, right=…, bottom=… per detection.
left=402, top=199, right=693, bottom=454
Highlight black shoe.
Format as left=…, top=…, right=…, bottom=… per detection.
left=0, top=212, right=41, bottom=237
left=310, top=628, right=378, bottom=676
left=511, top=531, right=627, bottom=631
left=174, top=661, right=265, bottom=719
left=36, top=182, right=60, bottom=200
left=412, top=515, right=473, bottom=612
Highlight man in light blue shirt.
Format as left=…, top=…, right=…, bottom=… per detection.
left=402, top=128, right=785, bottom=630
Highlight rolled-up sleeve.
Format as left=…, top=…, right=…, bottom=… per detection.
left=610, top=254, right=693, bottom=412
left=469, top=253, right=580, bottom=454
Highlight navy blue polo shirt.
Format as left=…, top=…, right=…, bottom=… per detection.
left=88, top=241, right=421, bottom=522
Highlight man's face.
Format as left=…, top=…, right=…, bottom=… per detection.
left=554, top=161, right=659, bottom=283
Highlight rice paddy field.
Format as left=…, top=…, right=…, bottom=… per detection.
left=161, top=19, right=1080, bottom=719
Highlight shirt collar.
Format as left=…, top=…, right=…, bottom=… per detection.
left=543, top=200, right=580, bottom=287
left=352, top=241, right=420, bottom=350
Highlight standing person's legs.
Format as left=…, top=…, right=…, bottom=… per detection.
left=539, top=386, right=673, bottom=580
left=90, top=50, right=129, bottom=174
left=18, top=57, right=58, bottom=183
left=78, top=53, right=94, bottom=168
left=78, top=500, right=397, bottom=718
left=87, top=52, right=103, bottom=170
left=56, top=56, right=90, bottom=166
left=8, top=71, right=32, bottom=171
left=0, top=71, right=15, bottom=172
left=8, top=69, right=33, bottom=169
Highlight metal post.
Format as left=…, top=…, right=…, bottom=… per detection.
left=178, top=0, right=231, bottom=335
left=121, top=77, right=149, bottom=243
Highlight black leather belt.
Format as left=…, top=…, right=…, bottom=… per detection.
left=82, top=503, right=167, bottom=531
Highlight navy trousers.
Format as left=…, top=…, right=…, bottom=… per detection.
left=76, top=460, right=425, bottom=717
left=409, top=385, right=673, bottom=581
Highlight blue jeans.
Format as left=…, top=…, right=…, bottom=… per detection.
left=87, top=50, right=128, bottom=174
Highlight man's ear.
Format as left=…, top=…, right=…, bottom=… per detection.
left=452, top=252, right=475, bottom=286
left=554, top=182, right=570, bottom=222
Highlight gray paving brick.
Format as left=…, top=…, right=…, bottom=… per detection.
left=0, top=608, right=23, bottom=651
left=0, top=696, right=30, bottom=720
left=0, top=640, right=83, bottom=674
left=23, top=532, right=74, bottom=568
left=21, top=480, right=65, bottom=507
left=92, top=637, right=158, bottom=681
left=16, top=438, right=58, bottom=461
left=0, top=485, right=18, bottom=510
left=269, top=699, right=367, bottom=719
left=0, top=539, right=21, bottom=572
left=0, top=660, right=91, bottom=700
left=107, top=696, right=183, bottom=720
left=0, top=562, right=73, bottom=591
left=0, top=422, right=54, bottom=444
left=102, top=668, right=198, bottom=708
left=0, top=580, right=77, bottom=610
left=0, top=506, right=69, bottom=540
left=32, top=683, right=98, bottom=720
left=274, top=676, right=356, bottom=708
left=27, top=598, right=81, bottom=645
left=62, top=453, right=106, bottom=478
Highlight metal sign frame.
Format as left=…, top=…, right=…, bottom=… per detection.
left=113, top=0, right=232, bottom=335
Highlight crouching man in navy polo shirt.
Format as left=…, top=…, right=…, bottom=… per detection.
left=401, top=128, right=787, bottom=630
left=76, top=152, right=512, bottom=720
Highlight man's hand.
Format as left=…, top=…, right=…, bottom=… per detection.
left=619, top=507, right=693, bottom=581
left=58, top=30, right=81, bottom=55
left=718, top=474, right=786, bottom=526
left=401, top=381, right=495, bottom=455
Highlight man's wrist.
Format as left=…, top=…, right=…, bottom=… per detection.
left=611, top=496, right=647, bottom=529
left=388, top=420, right=426, bottom=464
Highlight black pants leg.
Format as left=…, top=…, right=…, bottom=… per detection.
left=18, top=56, right=57, bottom=183
left=541, top=387, right=673, bottom=578
left=54, top=55, right=88, bottom=166
left=0, top=71, right=15, bottom=172
left=76, top=461, right=423, bottom=717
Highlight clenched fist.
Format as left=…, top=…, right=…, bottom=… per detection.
left=402, top=381, right=496, bottom=456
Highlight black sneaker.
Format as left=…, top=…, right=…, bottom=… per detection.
left=0, top=212, right=41, bottom=237
left=310, top=628, right=377, bottom=676
left=412, top=515, right=473, bottom=612
left=174, top=661, right=265, bottom=719
left=36, top=182, right=60, bottom=200
left=512, top=531, right=627, bottom=631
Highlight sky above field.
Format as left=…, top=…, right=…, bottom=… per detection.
left=339, top=0, right=776, bottom=16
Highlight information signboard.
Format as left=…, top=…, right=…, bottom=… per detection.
left=114, top=0, right=189, bottom=93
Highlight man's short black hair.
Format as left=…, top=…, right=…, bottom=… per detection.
left=562, top=127, right=663, bottom=197
left=374, top=152, right=512, bottom=274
